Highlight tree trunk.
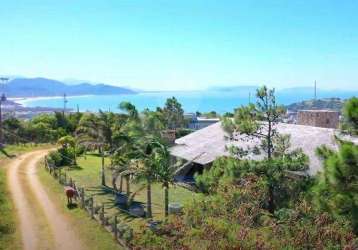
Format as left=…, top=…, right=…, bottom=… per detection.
left=268, top=184, right=275, bottom=213
left=101, top=153, right=106, bottom=186
left=126, top=175, right=130, bottom=196
left=267, top=120, right=272, bottom=160
left=74, top=143, right=77, bottom=166
left=112, top=172, right=117, bottom=191
left=147, top=179, right=152, bottom=218
left=164, top=182, right=169, bottom=217
left=119, top=175, right=123, bottom=193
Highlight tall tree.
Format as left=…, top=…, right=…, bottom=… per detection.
left=76, top=113, right=105, bottom=151
left=222, top=86, right=285, bottom=159
left=162, top=97, right=185, bottom=130
left=153, top=143, right=176, bottom=217
left=142, top=108, right=165, bottom=137
left=129, top=136, right=163, bottom=218
left=222, top=86, right=290, bottom=213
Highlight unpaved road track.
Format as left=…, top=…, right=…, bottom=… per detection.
left=7, top=150, right=84, bottom=250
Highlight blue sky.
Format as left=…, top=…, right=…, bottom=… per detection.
left=1, top=0, right=358, bottom=90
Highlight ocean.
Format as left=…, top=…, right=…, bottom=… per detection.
left=17, top=89, right=357, bottom=113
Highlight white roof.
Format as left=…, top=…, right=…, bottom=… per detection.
left=170, top=122, right=357, bottom=175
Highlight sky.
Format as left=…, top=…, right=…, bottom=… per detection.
left=1, top=0, right=358, bottom=91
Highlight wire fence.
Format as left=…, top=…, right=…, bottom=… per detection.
left=44, top=156, right=134, bottom=249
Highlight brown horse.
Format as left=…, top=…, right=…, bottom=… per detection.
left=64, top=186, right=77, bottom=205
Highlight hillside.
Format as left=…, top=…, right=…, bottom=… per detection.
left=3, top=78, right=136, bottom=97
left=286, top=98, right=345, bottom=112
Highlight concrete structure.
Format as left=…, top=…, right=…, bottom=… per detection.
left=297, top=110, right=339, bottom=128
left=185, top=113, right=220, bottom=130
left=170, top=122, right=358, bottom=179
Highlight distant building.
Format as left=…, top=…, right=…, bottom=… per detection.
left=297, top=110, right=339, bottom=129
left=185, top=113, right=220, bottom=130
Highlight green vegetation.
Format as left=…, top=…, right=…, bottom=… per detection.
left=314, top=121, right=358, bottom=232
left=341, top=97, right=358, bottom=135
left=0, top=163, right=20, bottom=250
left=286, top=97, right=345, bottom=112
left=48, top=154, right=196, bottom=226
left=2, top=90, right=357, bottom=249
left=130, top=90, right=358, bottom=249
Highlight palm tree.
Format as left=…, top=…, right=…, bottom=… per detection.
left=152, top=143, right=176, bottom=217
left=129, top=136, right=163, bottom=218
left=76, top=113, right=108, bottom=185
left=109, top=102, right=142, bottom=193
left=110, top=132, right=133, bottom=193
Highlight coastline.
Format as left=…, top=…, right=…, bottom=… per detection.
left=9, top=94, right=96, bottom=106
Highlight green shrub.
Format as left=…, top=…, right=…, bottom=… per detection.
left=48, top=151, right=62, bottom=167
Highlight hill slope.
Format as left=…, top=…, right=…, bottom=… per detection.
left=286, top=98, right=345, bottom=112
left=3, top=78, right=136, bottom=97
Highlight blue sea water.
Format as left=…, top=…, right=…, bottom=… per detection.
left=18, top=89, right=357, bottom=113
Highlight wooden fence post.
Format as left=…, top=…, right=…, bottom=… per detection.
left=44, top=156, right=48, bottom=170
left=80, top=188, right=85, bottom=209
left=64, top=172, right=67, bottom=185
left=101, top=204, right=105, bottom=225
left=113, top=216, right=118, bottom=240
left=58, top=168, right=62, bottom=183
left=90, top=197, right=94, bottom=219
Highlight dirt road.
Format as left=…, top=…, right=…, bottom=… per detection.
left=7, top=150, right=84, bottom=250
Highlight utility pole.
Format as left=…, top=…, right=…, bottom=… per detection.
left=314, top=80, right=317, bottom=100
left=249, top=92, right=251, bottom=104
left=0, top=77, right=9, bottom=147
left=63, top=93, right=68, bottom=117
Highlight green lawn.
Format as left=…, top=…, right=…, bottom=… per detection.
left=0, top=144, right=51, bottom=250
left=38, top=162, right=124, bottom=250
left=55, top=153, right=197, bottom=230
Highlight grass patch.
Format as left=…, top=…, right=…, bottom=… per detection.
left=0, top=167, right=21, bottom=250
left=38, top=160, right=124, bottom=250
left=52, top=154, right=197, bottom=230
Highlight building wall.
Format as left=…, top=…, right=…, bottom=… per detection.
left=297, top=110, right=339, bottom=128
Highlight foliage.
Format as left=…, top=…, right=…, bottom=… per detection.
left=134, top=173, right=358, bottom=249
left=196, top=152, right=310, bottom=210
left=161, top=97, right=185, bottom=129
left=47, top=151, right=63, bottom=167
left=0, top=168, right=18, bottom=249
left=314, top=141, right=358, bottom=233
left=341, top=97, right=358, bottom=135
left=222, top=86, right=286, bottom=159
left=175, top=128, right=193, bottom=138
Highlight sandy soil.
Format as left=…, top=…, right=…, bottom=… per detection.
left=7, top=150, right=84, bottom=250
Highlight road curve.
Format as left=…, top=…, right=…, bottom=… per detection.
left=7, top=150, right=84, bottom=250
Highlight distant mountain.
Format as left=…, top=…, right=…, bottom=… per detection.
left=3, top=77, right=137, bottom=97
left=286, top=98, right=346, bottom=112
left=208, top=85, right=259, bottom=92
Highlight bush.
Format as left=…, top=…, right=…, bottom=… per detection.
left=58, top=147, right=75, bottom=166
left=48, top=151, right=62, bottom=167
left=175, top=128, right=194, bottom=138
